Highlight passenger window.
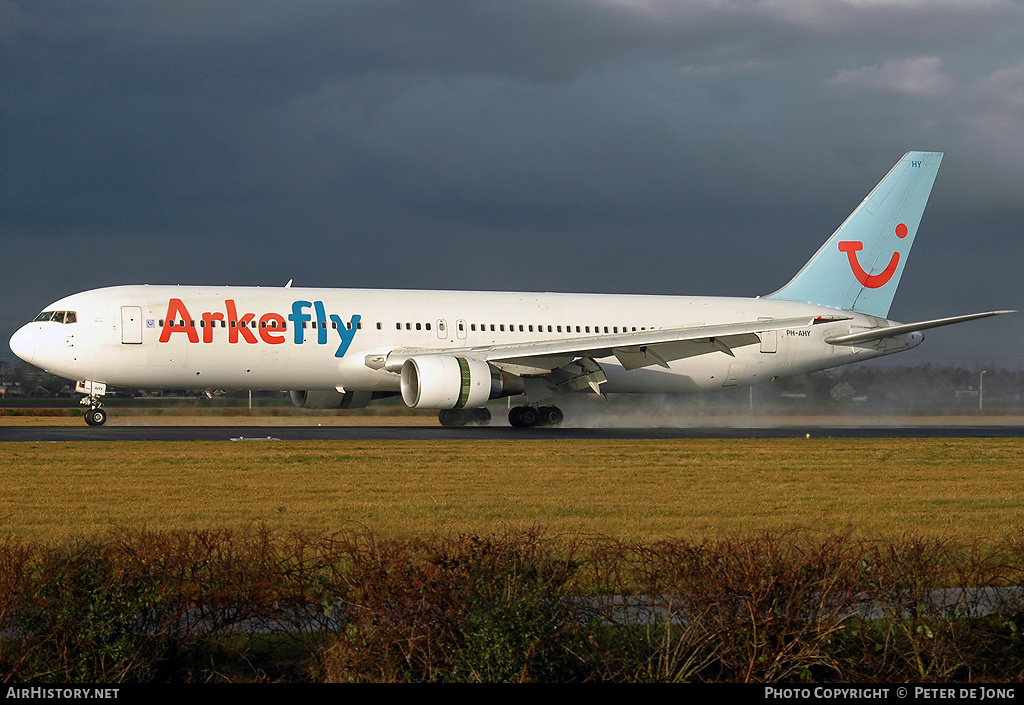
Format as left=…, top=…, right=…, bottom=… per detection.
left=416, top=323, right=422, bottom=330
left=426, top=323, right=431, bottom=331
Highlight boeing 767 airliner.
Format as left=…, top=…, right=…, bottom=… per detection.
left=8, top=152, right=1014, bottom=427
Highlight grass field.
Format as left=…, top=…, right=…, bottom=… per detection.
left=2, top=438, right=1022, bottom=542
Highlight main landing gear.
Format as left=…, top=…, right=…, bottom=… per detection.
left=438, top=408, right=492, bottom=427
left=508, top=405, right=563, bottom=428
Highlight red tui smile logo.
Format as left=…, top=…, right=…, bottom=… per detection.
left=837, top=223, right=908, bottom=289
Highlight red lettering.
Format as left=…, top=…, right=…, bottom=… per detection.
left=201, top=312, right=224, bottom=343
left=259, top=313, right=286, bottom=344
left=159, top=299, right=294, bottom=346
left=159, top=299, right=198, bottom=343
left=226, top=299, right=257, bottom=344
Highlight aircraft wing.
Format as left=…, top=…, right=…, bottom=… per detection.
left=824, top=310, right=1015, bottom=346
left=379, top=315, right=847, bottom=374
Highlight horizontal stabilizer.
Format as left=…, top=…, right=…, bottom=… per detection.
left=825, top=310, right=1015, bottom=345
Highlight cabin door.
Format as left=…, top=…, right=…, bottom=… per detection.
left=121, top=306, right=143, bottom=344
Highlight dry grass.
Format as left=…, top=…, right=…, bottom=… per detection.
left=1, top=438, right=1022, bottom=542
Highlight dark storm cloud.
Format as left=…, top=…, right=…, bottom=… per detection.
left=1, top=0, right=1022, bottom=366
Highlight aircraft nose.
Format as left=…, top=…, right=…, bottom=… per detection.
left=9, top=325, right=36, bottom=364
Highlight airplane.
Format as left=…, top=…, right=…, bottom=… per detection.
left=8, top=151, right=1014, bottom=427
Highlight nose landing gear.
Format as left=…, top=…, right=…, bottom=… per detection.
left=84, top=406, right=107, bottom=426
left=76, top=380, right=108, bottom=426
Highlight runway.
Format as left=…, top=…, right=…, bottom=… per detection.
left=2, top=424, right=1023, bottom=442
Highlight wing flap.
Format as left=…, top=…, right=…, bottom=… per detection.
left=613, top=333, right=761, bottom=370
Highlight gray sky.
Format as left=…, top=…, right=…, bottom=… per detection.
left=2, top=0, right=1022, bottom=369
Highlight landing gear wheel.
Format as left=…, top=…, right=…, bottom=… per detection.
left=440, top=408, right=491, bottom=427
left=509, top=405, right=564, bottom=428
left=539, top=405, right=564, bottom=427
left=84, top=408, right=107, bottom=426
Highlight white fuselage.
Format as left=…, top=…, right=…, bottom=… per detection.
left=10, top=285, right=921, bottom=398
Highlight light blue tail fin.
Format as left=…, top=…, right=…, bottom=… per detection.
left=766, top=151, right=943, bottom=318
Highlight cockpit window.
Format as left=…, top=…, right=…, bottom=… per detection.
left=32, top=310, right=77, bottom=324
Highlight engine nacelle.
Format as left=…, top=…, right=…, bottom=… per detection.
left=400, top=355, right=497, bottom=409
left=289, top=389, right=372, bottom=409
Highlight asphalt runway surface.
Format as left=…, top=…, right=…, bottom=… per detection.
left=3, top=424, right=1023, bottom=442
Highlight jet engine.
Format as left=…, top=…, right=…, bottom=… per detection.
left=400, top=355, right=523, bottom=409
left=289, top=389, right=372, bottom=409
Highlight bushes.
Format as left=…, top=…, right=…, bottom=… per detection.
left=319, top=532, right=584, bottom=682
left=3, top=528, right=1024, bottom=682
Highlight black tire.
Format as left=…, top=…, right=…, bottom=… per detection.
left=519, top=407, right=538, bottom=427
left=541, top=406, right=564, bottom=427
left=471, top=408, right=491, bottom=426
left=85, top=408, right=107, bottom=426
left=447, top=409, right=468, bottom=427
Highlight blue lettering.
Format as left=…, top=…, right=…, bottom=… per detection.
left=288, top=301, right=312, bottom=344
left=330, top=314, right=361, bottom=357
left=313, top=300, right=328, bottom=345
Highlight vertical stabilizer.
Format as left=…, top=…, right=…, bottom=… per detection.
left=766, top=151, right=942, bottom=318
